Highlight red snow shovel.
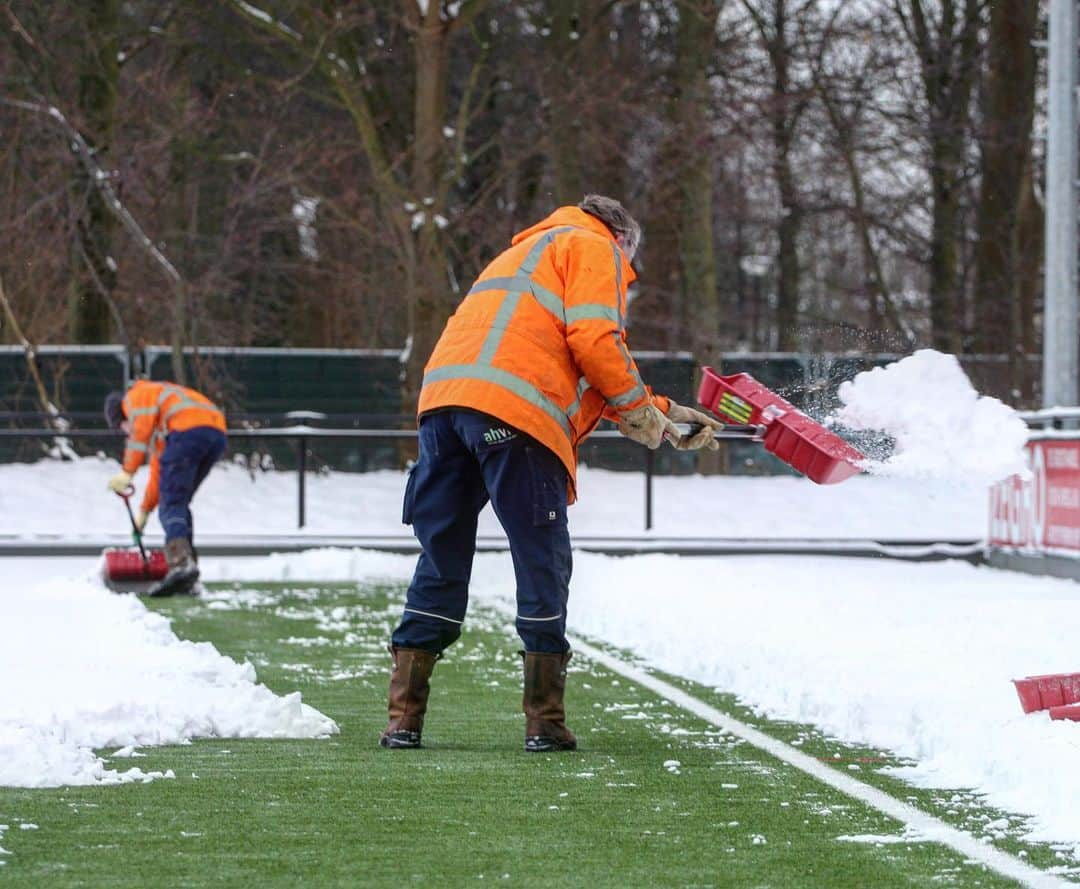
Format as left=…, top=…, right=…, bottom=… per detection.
left=695, top=368, right=866, bottom=484
left=101, top=487, right=168, bottom=594
left=1011, top=673, right=1080, bottom=714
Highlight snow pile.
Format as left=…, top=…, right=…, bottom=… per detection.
left=832, top=349, right=1029, bottom=484
left=196, top=547, right=1080, bottom=854
left=0, top=574, right=337, bottom=788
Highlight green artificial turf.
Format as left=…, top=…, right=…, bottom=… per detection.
left=0, top=580, right=1071, bottom=888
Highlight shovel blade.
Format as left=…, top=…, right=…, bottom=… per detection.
left=102, top=547, right=168, bottom=583
left=696, top=367, right=865, bottom=484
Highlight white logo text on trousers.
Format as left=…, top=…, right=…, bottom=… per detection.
left=483, top=427, right=516, bottom=444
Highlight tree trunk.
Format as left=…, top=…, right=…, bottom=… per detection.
left=895, top=0, right=983, bottom=354
left=402, top=11, right=455, bottom=422
left=68, top=0, right=119, bottom=344
left=971, top=0, right=1037, bottom=395
left=676, top=1, right=720, bottom=364
left=1014, top=159, right=1042, bottom=403
left=675, top=1, right=722, bottom=472
left=547, top=0, right=586, bottom=204
left=928, top=137, right=961, bottom=352
left=767, top=0, right=802, bottom=351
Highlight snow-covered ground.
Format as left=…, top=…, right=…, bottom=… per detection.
left=2, top=349, right=1077, bottom=858
left=0, top=455, right=990, bottom=541
left=0, top=571, right=336, bottom=789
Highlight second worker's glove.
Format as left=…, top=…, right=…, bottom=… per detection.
left=665, top=400, right=724, bottom=451
left=617, top=404, right=681, bottom=450
left=107, top=470, right=134, bottom=494
left=133, top=509, right=149, bottom=532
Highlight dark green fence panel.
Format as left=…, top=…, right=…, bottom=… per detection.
left=577, top=352, right=699, bottom=475
left=144, top=347, right=404, bottom=472
left=0, top=346, right=129, bottom=461
left=0, top=346, right=129, bottom=415
left=144, top=347, right=401, bottom=416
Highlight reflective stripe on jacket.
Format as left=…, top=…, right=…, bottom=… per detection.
left=121, top=380, right=226, bottom=512
left=417, top=206, right=669, bottom=503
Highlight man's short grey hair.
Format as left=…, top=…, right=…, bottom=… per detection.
left=578, top=194, right=641, bottom=260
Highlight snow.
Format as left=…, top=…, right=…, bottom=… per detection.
left=0, top=457, right=988, bottom=541
left=0, top=572, right=336, bottom=789
left=233, top=0, right=302, bottom=39
left=834, top=349, right=1030, bottom=484
left=291, top=194, right=320, bottom=261
left=837, top=829, right=932, bottom=845
left=2, top=351, right=1078, bottom=860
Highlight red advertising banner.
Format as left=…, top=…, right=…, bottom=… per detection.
left=989, top=438, right=1080, bottom=552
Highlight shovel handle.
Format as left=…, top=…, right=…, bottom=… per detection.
left=115, top=488, right=149, bottom=566
left=674, top=422, right=766, bottom=442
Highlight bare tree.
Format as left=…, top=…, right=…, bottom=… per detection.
left=740, top=0, right=818, bottom=350
left=68, top=0, right=121, bottom=344
left=892, top=0, right=986, bottom=353
left=674, top=0, right=724, bottom=367
left=971, top=0, right=1039, bottom=399
left=1, top=95, right=192, bottom=381
left=810, top=1, right=915, bottom=346
left=228, top=0, right=492, bottom=418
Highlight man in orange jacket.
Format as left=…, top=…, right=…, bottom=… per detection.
left=380, top=195, right=722, bottom=752
left=104, top=380, right=227, bottom=597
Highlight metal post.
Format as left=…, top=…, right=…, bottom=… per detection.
left=297, top=435, right=307, bottom=528
left=644, top=447, right=654, bottom=531
left=1044, top=0, right=1080, bottom=408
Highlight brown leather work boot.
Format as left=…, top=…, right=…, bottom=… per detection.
left=148, top=538, right=200, bottom=598
left=521, top=650, right=577, bottom=753
left=379, top=646, right=439, bottom=749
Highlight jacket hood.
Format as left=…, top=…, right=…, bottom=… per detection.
left=511, top=206, right=636, bottom=280
left=512, top=206, right=617, bottom=247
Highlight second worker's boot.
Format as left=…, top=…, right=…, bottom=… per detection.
left=379, top=646, right=439, bottom=749
left=521, top=650, right=577, bottom=753
left=148, top=538, right=200, bottom=598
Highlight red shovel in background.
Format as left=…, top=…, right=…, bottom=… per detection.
left=695, top=368, right=866, bottom=484
left=101, top=487, right=168, bottom=593
left=1011, top=673, right=1080, bottom=721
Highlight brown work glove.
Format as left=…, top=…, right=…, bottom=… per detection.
left=665, top=400, right=724, bottom=451
left=617, top=404, right=681, bottom=450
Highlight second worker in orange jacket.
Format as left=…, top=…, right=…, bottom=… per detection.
left=104, top=380, right=227, bottom=597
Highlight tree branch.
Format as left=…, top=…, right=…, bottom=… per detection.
left=0, top=272, right=77, bottom=457
left=0, top=96, right=183, bottom=285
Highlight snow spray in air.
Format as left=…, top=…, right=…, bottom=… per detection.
left=828, top=349, right=1028, bottom=484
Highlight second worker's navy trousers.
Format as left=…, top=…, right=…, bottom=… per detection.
left=391, top=409, right=573, bottom=655
left=158, top=426, right=227, bottom=543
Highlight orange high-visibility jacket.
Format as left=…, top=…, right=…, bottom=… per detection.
left=120, top=380, right=226, bottom=513
left=418, top=206, right=670, bottom=502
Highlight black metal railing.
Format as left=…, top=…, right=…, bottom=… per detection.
left=0, top=424, right=677, bottom=530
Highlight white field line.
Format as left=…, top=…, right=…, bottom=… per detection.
left=567, top=635, right=1072, bottom=889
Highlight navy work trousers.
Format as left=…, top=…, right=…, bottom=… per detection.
left=391, top=409, right=573, bottom=655
left=158, top=426, right=227, bottom=543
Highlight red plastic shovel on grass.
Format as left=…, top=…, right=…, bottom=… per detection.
left=101, top=487, right=168, bottom=591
